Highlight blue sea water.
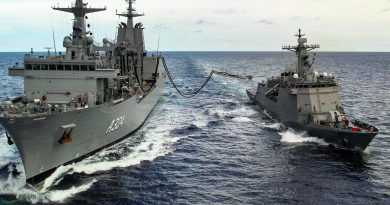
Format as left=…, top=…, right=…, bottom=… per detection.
left=0, top=51, right=389, bottom=204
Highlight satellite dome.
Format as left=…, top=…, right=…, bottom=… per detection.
left=63, top=36, right=72, bottom=48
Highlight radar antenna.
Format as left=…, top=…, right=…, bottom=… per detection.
left=116, top=0, right=144, bottom=28
left=282, top=29, right=320, bottom=81
left=52, top=0, right=106, bottom=51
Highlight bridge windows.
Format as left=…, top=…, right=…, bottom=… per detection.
left=32, top=64, right=41, bottom=70
left=25, top=64, right=97, bottom=72
left=57, top=65, right=64, bottom=70
left=73, top=65, right=80, bottom=71
left=81, top=65, right=88, bottom=71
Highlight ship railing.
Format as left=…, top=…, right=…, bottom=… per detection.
left=282, top=45, right=297, bottom=50
left=314, top=117, right=378, bottom=133
left=295, top=82, right=337, bottom=88
left=305, top=44, right=320, bottom=48
left=282, top=44, right=320, bottom=50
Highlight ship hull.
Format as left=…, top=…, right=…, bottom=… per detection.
left=306, top=123, right=377, bottom=151
left=246, top=89, right=377, bottom=151
left=0, top=74, right=165, bottom=187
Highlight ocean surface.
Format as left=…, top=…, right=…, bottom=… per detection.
left=0, top=51, right=389, bottom=205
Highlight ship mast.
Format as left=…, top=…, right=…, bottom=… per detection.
left=282, top=29, right=320, bottom=82
left=114, top=0, right=146, bottom=83
left=116, top=0, right=144, bottom=29
left=52, top=0, right=106, bottom=57
left=116, top=0, right=144, bottom=46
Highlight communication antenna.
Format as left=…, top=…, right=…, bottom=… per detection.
left=45, top=47, right=53, bottom=57
left=156, top=25, right=163, bottom=56
left=156, top=32, right=161, bottom=55
left=52, top=30, right=57, bottom=56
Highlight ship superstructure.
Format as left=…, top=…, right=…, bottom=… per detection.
left=0, top=0, right=166, bottom=187
left=247, top=30, right=378, bottom=150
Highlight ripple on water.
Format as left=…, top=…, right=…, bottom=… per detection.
left=1, top=52, right=390, bottom=204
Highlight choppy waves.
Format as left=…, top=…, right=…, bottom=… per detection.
left=1, top=52, right=389, bottom=204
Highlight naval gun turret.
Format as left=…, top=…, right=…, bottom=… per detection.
left=247, top=29, right=378, bottom=151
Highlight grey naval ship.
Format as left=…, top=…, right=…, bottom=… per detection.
left=247, top=30, right=378, bottom=151
left=0, top=0, right=166, bottom=188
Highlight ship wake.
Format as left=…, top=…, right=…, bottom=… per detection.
left=279, top=129, right=329, bottom=146
left=0, top=120, right=184, bottom=204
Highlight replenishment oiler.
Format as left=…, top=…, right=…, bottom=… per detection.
left=247, top=30, right=379, bottom=151
left=0, top=0, right=166, bottom=188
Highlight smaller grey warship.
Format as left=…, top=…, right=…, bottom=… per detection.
left=0, top=0, right=166, bottom=188
left=247, top=29, right=378, bottom=151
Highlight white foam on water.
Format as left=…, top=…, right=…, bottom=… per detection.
left=0, top=133, right=19, bottom=164
left=45, top=179, right=97, bottom=203
left=207, top=108, right=227, bottom=118
left=209, top=107, right=257, bottom=119
left=1, top=101, right=187, bottom=203
left=229, top=107, right=257, bottom=117
left=0, top=164, right=26, bottom=194
left=0, top=133, right=27, bottom=195
left=232, top=116, right=253, bottom=123
left=40, top=165, right=73, bottom=192
left=263, top=110, right=275, bottom=120
left=71, top=132, right=180, bottom=175
left=261, top=122, right=283, bottom=130
left=39, top=117, right=184, bottom=193
left=279, top=129, right=329, bottom=146
left=193, top=115, right=208, bottom=128
left=364, top=147, right=372, bottom=155
left=0, top=136, right=96, bottom=204
left=15, top=179, right=97, bottom=204
left=6, top=124, right=182, bottom=204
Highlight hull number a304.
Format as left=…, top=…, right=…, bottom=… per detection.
left=106, top=116, right=125, bottom=134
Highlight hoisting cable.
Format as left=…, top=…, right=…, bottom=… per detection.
left=130, top=51, right=155, bottom=93
left=212, top=70, right=253, bottom=81
left=161, top=57, right=253, bottom=99
left=162, top=57, right=214, bottom=98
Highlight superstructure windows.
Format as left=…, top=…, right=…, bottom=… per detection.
left=32, top=64, right=41, bottom=70
left=27, top=64, right=97, bottom=72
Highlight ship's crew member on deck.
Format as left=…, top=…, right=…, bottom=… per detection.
left=334, top=112, right=339, bottom=123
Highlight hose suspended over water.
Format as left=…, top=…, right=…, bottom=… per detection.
left=162, top=57, right=214, bottom=99
left=161, top=57, right=253, bottom=99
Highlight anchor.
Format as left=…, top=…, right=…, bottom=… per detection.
left=6, top=132, right=14, bottom=145
left=58, top=128, right=73, bottom=144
